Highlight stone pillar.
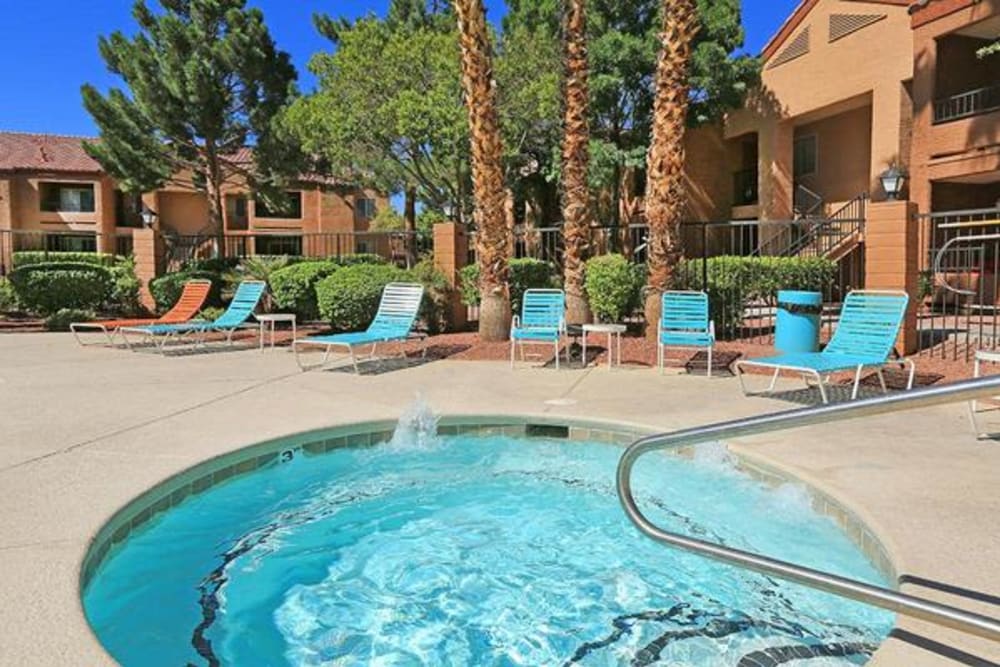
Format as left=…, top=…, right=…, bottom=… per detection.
left=433, top=222, right=469, bottom=331
left=865, top=200, right=920, bottom=354
left=0, top=178, right=13, bottom=275
left=132, top=227, right=165, bottom=312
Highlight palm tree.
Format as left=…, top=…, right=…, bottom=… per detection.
left=643, top=0, right=700, bottom=336
left=454, top=0, right=511, bottom=341
left=561, top=0, right=593, bottom=325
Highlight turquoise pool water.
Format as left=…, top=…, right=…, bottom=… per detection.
left=83, top=430, right=893, bottom=666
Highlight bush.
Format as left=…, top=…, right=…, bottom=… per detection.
left=149, top=271, right=224, bottom=312
left=333, top=253, right=388, bottom=267
left=460, top=258, right=559, bottom=313
left=107, top=257, right=143, bottom=315
left=585, top=254, right=645, bottom=323
left=8, top=263, right=114, bottom=315
left=0, top=278, right=17, bottom=313
left=45, top=308, right=95, bottom=332
left=270, top=261, right=341, bottom=321
left=316, top=264, right=409, bottom=331
left=198, top=306, right=226, bottom=322
left=673, top=256, right=836, bottom=336
left=12, top=251, right=117, bottom=268
left=408, top=258, right=451, bottom=334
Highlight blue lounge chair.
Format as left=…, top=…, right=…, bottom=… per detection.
left=735, top=290, right=915, bottom=404
left=658, top=291, right=715, bottom=376
left=510, top=289, right=567, bottom=369
left=120, top=280, right=267, bottom=352
left=294, top=282, right=426, bottom=373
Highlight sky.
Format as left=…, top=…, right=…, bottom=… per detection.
left=0, top=0, right=801, bottom=137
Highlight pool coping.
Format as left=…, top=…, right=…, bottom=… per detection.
left=80, top=412, right=902, bottom=659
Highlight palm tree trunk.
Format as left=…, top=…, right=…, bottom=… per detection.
left=643, top=0, right=699, bottom=338
left=561, top=0, right=593, bottom=325
left=454, top=0, right=511, bottom=341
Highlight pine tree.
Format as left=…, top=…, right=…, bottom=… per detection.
left=81, top=0, right=302, bottom=248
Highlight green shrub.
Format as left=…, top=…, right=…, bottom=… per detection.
left=12, top=251, right=117, bottom=268
left=408, top=258, right=451, bottom=334
left=333, top=253, right=388, bottom=267
left=45, top=308, right=95, bottom=332
left=198, top=306, right=226, bottom=322
left=149, top=271, right=224, bottom=312
left=673, top=256, right=836, bottom=337
left=460, top=258, right=559, bottom=313
left=270, top=261, right=341, bottom=321
left=585, top=254, right=645, bottom=323
left=316, top=264, right=409, bottom=331
left=107, top=257, right=143, bottom=315
left=8, top=263, right=114, bottom=315
left=0, top=278, right=18, bottom=313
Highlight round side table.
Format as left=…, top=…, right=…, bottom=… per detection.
left=582, top=323, right=627, bottom=369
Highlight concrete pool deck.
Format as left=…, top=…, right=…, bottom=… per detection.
left=1, top=333, right=999, bottom=665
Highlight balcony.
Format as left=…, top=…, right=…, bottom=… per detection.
left=733, top=169, right=759, bottom=206
left=934, top=83, right=1000, bottom=124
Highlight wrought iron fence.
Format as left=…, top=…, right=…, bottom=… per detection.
left=0, top=229, right=135, bottom=276
left=917, top=208, right=1000, bottom=360
left=163, top=231, right=431, bottom=272
left=466, top=218, right=864, bottom=343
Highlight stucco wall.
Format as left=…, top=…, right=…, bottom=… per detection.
left=795, top=104, right=874, bottom=203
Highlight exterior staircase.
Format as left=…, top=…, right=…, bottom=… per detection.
left=755, top=192, right=868, bottom=262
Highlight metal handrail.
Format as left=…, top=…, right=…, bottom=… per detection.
left=617, top=375, right=1000, bottom=642
left=932, top=232, right=1000, bottom=297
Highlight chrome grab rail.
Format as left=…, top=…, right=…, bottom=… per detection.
left=616, top=376, right=1000, bottom=642
left=932, top=232, right=1000, bottom=297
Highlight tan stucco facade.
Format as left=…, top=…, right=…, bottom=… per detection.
left=706, top=0, right=916, bottom=222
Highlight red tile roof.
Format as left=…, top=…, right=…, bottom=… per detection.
left=0, top=131, right=103, bottom=174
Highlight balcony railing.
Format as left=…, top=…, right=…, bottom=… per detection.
left=933, top=83, right=1000, bottom=124
left=732, top=169, right=758, bottom=207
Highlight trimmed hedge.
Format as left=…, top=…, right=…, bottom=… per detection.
left=585, top=254, right=645, bottom=323
left=45, top=308, right=95, bottom=332
left=673, top=256, right=836, bottom=336
left=149, top=271, right=224, bottom=312
left=8, top=263, right=114, bottom=315
left=12, top=251, right=117, bottom=268
left=269, top=261, right=341, bottom=321
left=317, top=264, right=410, bottom=331
left=409, top=258, right=451, bottom=335
left=459, top=259, right=559, bottom=313
left=0, top=278, right=17, bottom=313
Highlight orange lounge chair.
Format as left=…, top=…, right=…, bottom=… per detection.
left=70, top=279, right=212, bottom=347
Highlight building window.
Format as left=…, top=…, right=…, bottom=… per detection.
left=45, top=234, right=97, bottom=252
left=40, top=182, right=96, bottom=213
left=356, top=198, right=377, bottom=219
left=793, top=135, right=818, bottom=178
left=227, top=195, right=250, bottom=230
left=254, top=235, right=303, bottom=256
left=254, top=191, right=303, bottom=219
left=114, top=191, right=144, bottom=228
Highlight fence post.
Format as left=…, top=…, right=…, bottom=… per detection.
left=132, top=227, right=165, bottom=313
left=865, top=200, right=919, bottom=355
left=433, top=222, right=469, bottom=331
left=700, top=222, right=708, bottom=291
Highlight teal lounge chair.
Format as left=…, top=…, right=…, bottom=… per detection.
left=120, top=280, right=267, bottom=352
left=510, top=289, right=567, bottom=369
left=735, top=290, right=915, bottom=404
left=294, top=282, right=426, bottom=373
left=658, top=291, right=715, bottom=376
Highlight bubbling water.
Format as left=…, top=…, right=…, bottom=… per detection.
left=388, top=395, right=440, bottom=450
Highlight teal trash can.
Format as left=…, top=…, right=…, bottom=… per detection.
left=775, top=290, right=822, bottom=354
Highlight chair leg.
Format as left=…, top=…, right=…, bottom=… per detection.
left=768, top=368, right=780, bottom=392
left=706, top=346, right=713, bottom=378
left=350, top=346, right=361, bottom=374
left=851, top=365, right=864, bottom=400
left=554, top=340, right=560, bottom=370
left=816, top=371, right=830, bottom=404
left=876, top=369, right=888, bottom=394
left=510, top=339, right=516, bottom=369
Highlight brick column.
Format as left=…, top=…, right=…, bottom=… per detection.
left=433, top=222, right=469, bottom=331
left=865, top=200, right=919, bottom=354
left=132, top=227, right=165, bottom=312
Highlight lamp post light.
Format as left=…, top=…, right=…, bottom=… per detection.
left=141, top=206, right=158, bottom=228
left=880, top=166, right=906, bottom=201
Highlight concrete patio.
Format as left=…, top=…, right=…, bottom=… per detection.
left=1, top=332, right=999, bottom=666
